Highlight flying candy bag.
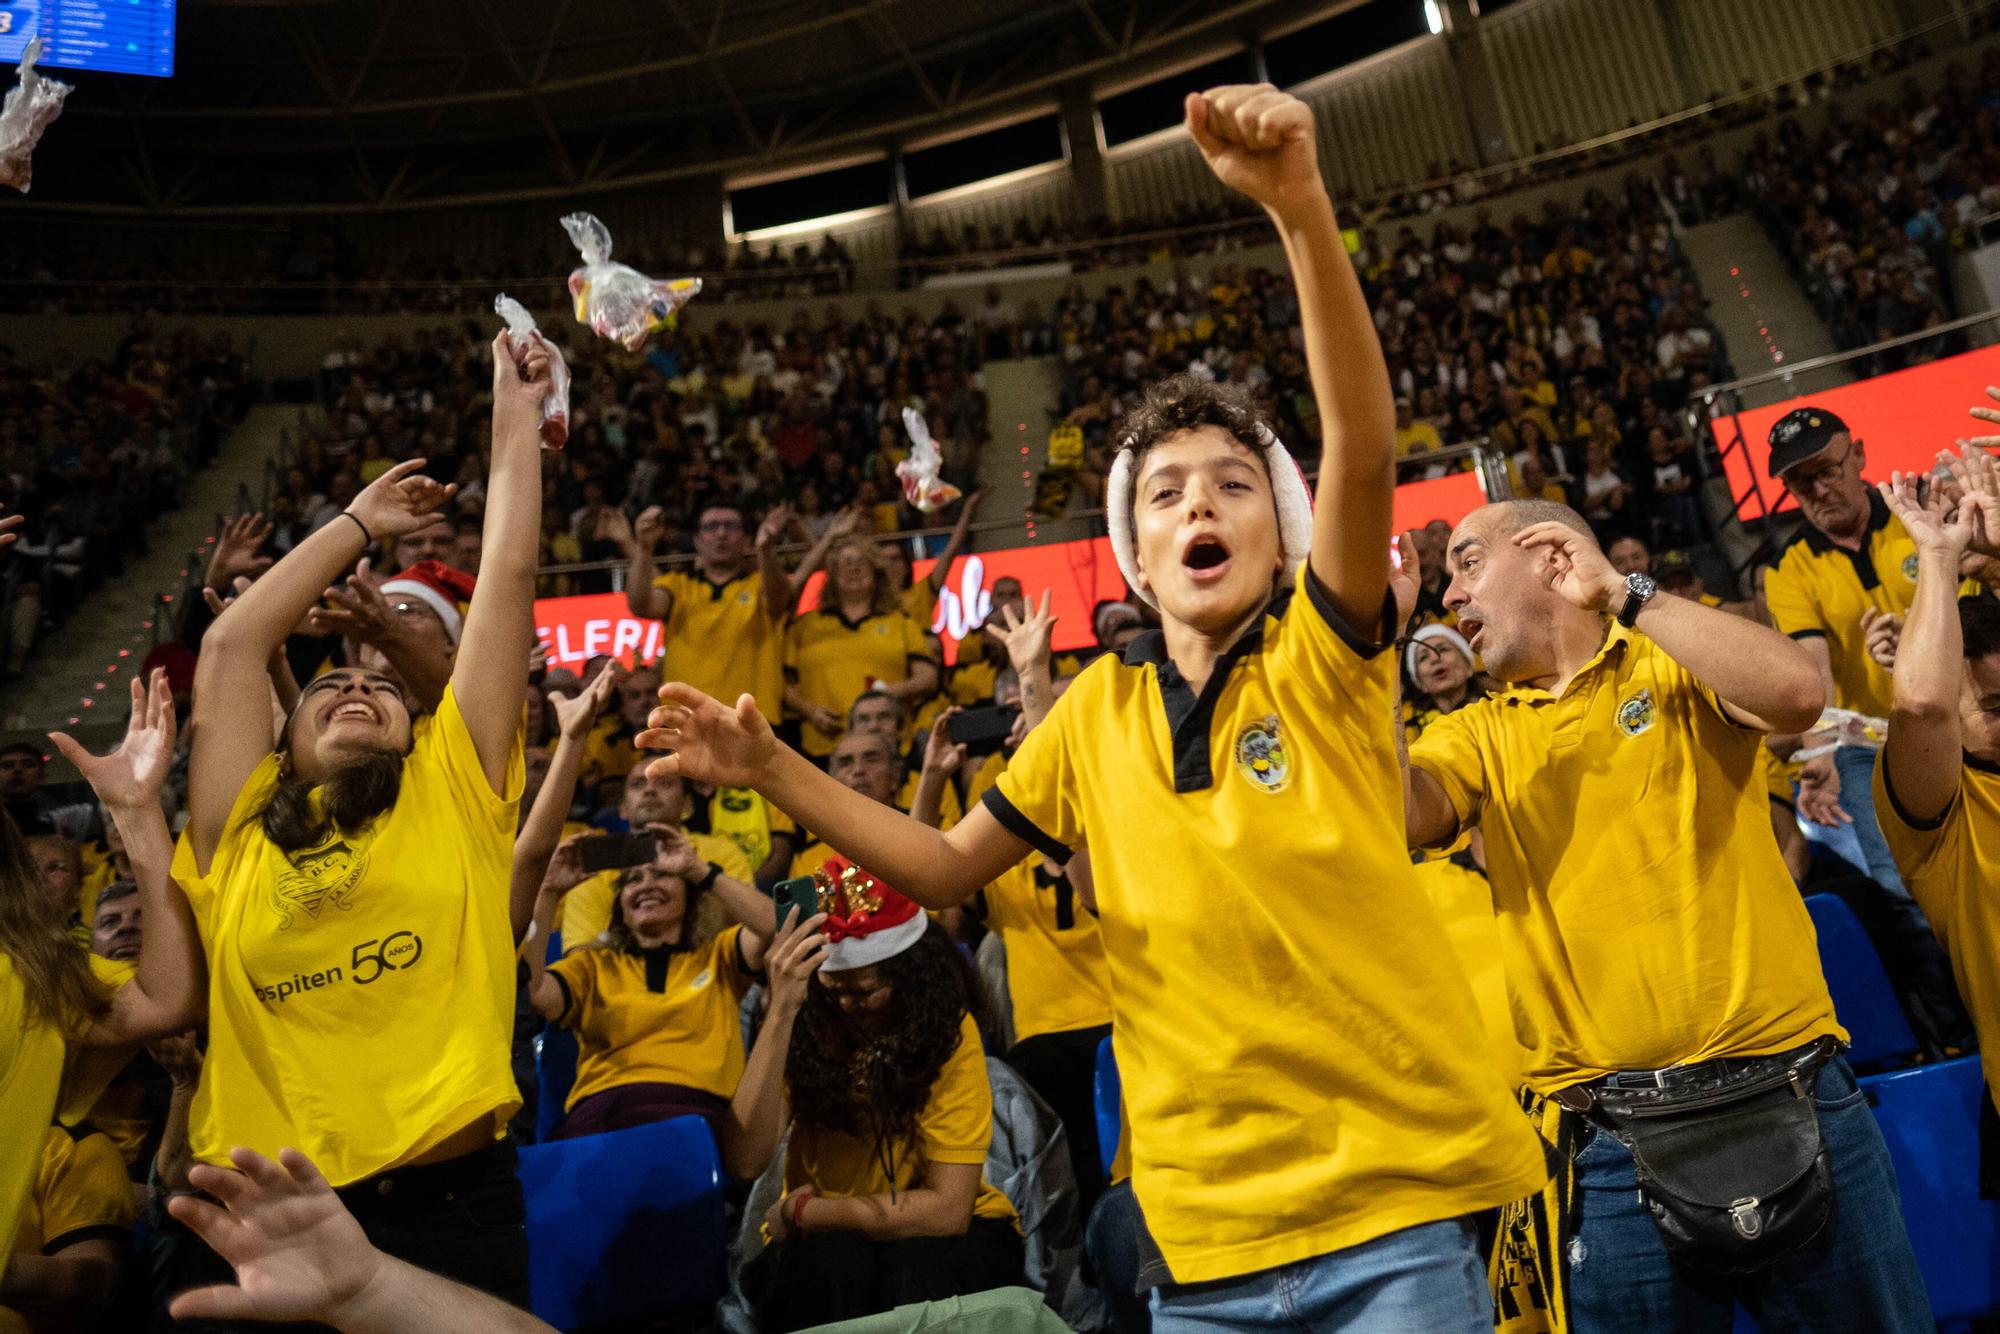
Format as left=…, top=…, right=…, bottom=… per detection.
left=0, top=39, right=71, bottom=194
left=560, top=212, right=701, bottom=351
left=494, top=294, right=571, bottom=449
left=898, top=408, right=962, bottom=513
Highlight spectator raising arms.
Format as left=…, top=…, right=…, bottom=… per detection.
left=783, top=537, right=938, bottom=761
left=169, top=332, right=550, bottom=1313
left=642, top=86, right=1546, bottom=1331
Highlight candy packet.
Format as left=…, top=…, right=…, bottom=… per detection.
left=0, top=39, right=72, bottom=194
left=898, top=408, right=962, bottom=513
left=494, top=294, right=572, bottom=449
left=560, top=212, right=702, bottom=351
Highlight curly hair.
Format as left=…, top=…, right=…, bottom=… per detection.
left=785, top=922, right=975, bottom=1147
left=1115, top=373, right=1269, bottom=472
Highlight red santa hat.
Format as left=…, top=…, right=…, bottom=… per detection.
left=379, top=560, right=476, bottom=643
left=814, top=857, right=928, bottom=972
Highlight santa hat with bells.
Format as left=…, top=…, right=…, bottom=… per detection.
left=1105, top=423, right=1315, bottom=610
left=379, top=560, right=477, bottom=644
left=814, top=857, right=927, bottom=972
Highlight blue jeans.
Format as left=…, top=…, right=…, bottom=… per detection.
left=1148, top=1217, right=1489, bottom=1333
left=1086, top=1181, right=1150, bottom=1334
left=1568, top=1057, right=1932, bottom=1332
left=1835, top=745, right=1907, bottom=895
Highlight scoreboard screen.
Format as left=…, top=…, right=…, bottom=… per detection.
left=0, top=0, right=176, bottom=79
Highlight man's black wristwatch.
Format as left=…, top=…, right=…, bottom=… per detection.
left=1616, top=571, right=1658, bottom=628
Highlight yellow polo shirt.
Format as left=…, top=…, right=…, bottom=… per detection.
left=782, top=1014, right=1016, bottom=1235
left=0, top=1126, right=133, bottom=1334
left=1409, top=624, right=1843, bottom=1092
left=1765, top=491, right=1921, bottom=719
left=652, top=568, right=784, bottom=721
left=556, top=831, right=752, bottom=948
left=1876, top=754, right=2000, bottom=1115
left=547, top=926, right=754, bottom=1111
left=0, top=962, right=65, bottom=1256
left=170, top=686, right=525, bottom=1186
left=986, top=569, right=1545, bottom=1284
left=981, top=859, right=1112, bottom=1045
left=784, top=608, right=933, bottom=757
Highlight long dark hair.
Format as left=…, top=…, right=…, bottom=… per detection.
left=0, top=808, right=105, bottom=1029
left=259, top=745, right=406, bottom=855
left=786, top=922, right=973, bottom=1146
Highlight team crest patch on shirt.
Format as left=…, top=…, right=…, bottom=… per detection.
left=737, top=591, right=753, bottom=605
left=690, top=968, right=713, bottom=990
left=1901, top=553, right=1919, bottom=582
left=1234, top=715, right=1291, bottom=793
left=271, top=838, right=366, bottom=928
left=1615, top=689, right=1657, bottom=738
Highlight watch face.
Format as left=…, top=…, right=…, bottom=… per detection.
left=1628, top=573, right=1658, bottom=600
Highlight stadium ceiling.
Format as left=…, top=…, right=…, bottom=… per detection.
left=35, top=0, right=1340, bottom=216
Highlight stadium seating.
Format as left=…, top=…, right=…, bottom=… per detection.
left=1803, top=894, right=1921, bottom=1070
left=518, top=1114, right=729, bottom=1330
left=1093, top=1036, right=1119, bottom=1180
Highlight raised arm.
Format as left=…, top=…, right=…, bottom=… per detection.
left=189, top=460, right=454, bottom=871
left=450, top=332, right=550, bottom=792
left=786, top=506, right=862, bottom=603
left=910, top=710, right=967, bottom=830
left=640, top=686, right=1028, bottom=909
left=988, top=589, right=1057, bottom=730
left=924, top=492, right=982, bottom=596
left=755, top=505, right=798, bottom=620
left=647, top=824, right=776, bottom=970
left=720, top=910, right=825, bottom=1180
left=510, top=669, right=615, bottom=943
left=1514, top=521, right=1824, bottom=733
left=52, top=670, right=206, bottom=1046
left=611, top=507, right=673, bottom=621
left=306, top=559, right=452, bottom=713
left=1187, top=86, right=1393, bottom=629
left=1880, top=470, right=1986, bottom=825
left=521, top=837, right=589, bottom=1022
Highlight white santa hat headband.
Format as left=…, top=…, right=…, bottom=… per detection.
left=1105, top=422, right=1314, bottom=610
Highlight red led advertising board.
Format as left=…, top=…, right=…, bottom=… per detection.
left=535, top=473, right=1492, bottom=671
left=1718, top=343, right=2000, bottom=523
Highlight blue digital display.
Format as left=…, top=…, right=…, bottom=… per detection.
left=0, top=0, right=176, bottom=79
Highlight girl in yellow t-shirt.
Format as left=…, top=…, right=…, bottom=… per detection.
left=2, top=666, right=203, bottom=1261
left=172, top=335, right=554, bottom=1309
left=729, top=863, right=1022, bottom=1334
left=783, top=538, right=940, bottom=758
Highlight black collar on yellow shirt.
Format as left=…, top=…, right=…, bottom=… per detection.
left=1795, top=489, right=1894, bottom=589
left=1118, top=597, right=1284, bottom=794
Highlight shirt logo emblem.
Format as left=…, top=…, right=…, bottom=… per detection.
left=272, top=838, right=365, bottom=928
left=1616, top=689, right=1657, bottom=738
left=1234, top=715, right=1291, bottom=794
left=690, top=969, right=713, bottom=990
left=1900, top=553, right=1919, bottom=582
left=737, top=591, right=752, bottom=605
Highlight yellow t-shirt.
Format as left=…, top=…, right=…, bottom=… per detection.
left=0, top=1126, right=134, bottom=1334
left=547, top=926, right=754, bottom=1111
left=784, top=608, right=933, bottom=757
left=651, top=568, right=784, bottom=721
left=786, top=836, right=841, bottom=883
left=1875, top=754, right=2000, bottom=1115
left=1764, top=492, right=1922, bottom=719
left=706, top=787, right=777, bottom=875
left=898, top=769, right=961, bottom=829
left=1409, top=624, right=1844, bottom=1092
left=556, top=831, right=752, bottom=947
left=782, top=1014, right=1016, bottom=1233
left=1394, top=421, right=1444, bottom=458
left=1412, top=858, right=1522, bottom=1087
left=170, top=685, right=525, bottom=1186
left=987, top=570, right=1545, bottom=1284
left=981, top=859, right=1112, bottom=1044
left=901, top=580, right=940, bottom=627
left=0, top=961, right=65, bottom=1256
left=950, top=655, right=1005, bottom=709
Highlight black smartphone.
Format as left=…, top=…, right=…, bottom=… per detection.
left=773, top=874, right=821, bottom=932
left=947, top=704, right=1020, bottom=757
left=577, top=832, right=658, bottom=874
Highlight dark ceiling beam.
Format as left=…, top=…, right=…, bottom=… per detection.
left=343, top=0, right=405, bottom=104
left=462, top=0, right=579, bottom=183
left=1073, top=0, right=1119, bottom=53
left=865, top=10, right=945, bottom=111
left=531, top=0, right=577, bottom=83
left=661, top=0, right=763, bottom=153
left=278, top=4, right=381, bottom=203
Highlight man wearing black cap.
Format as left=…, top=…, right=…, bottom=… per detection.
left=1762, top=407, right=1963, bottom=892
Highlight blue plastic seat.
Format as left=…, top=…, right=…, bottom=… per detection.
left=1863, top=1057, right=2000, bottom=1326
left=518, top=1114, right=727, bottom=1331
left=1093, top=1036, right=1120, bottom=1178
left=1803, top=893, right=1918, bottom=1069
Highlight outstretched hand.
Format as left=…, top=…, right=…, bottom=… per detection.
left=1877, top=471, right=1974, bottom=559
left=207, top=512, right=274, bottom=589
left=165, top=1147, right=384, bottom=1328
left=549, top=662, right=617, bottom=742
left=492, top=330, right=556, bottom=442
left=983, top=589, right=1055, bottom=673
left=1513, top=521, right=1623, bottom=614
left=306, top=558, right=398, bottom=646
left=345, top=459, right=455, bottom=542
left=49, top=668, right=175, bottom=811
left=1389, top=531, right=1421, bottom=629
left=765, top=908, right=830, bottom=1017
left=1938, top=433, right=2000, bottom=560
left=1184, top=84, right=1326, bottom=219
left=637, top=683, right=779, bottom=790
left=923, top=708, right=968, bottom=778
left=0, top=511, right=22, bottom=551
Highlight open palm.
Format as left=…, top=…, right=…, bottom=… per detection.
left=636, top=683, right=778, bottom=789
left=1878, top=472, right=1971, bottom=557
left=49, top=668, right=175, bottom=810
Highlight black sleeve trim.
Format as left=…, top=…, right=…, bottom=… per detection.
left=979, top=786, right=1072, bottom=865
left=1301, top=564, right=1395, bottom=661
left=42, top=1223, right=128, bottom=1255
left=1786, top=629, right=1828, bottom=642
left=1879, top=749, right=1956, bottom=834
left=548, top=970, right=576, bottom=1026
left=733, top=928, right=765, bottom=981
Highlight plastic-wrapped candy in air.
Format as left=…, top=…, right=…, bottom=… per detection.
left=897, top=408, right=962, bottom=513
left=0, top=39, right=71, bottom=194
left=560, top=212, right=701, bottom=351
left=494, top=294, right=572, bottom=449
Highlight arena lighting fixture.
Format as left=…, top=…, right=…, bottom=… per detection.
left=1424, top=0, right=1445, bottom=35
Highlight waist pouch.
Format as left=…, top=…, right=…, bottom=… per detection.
left=1583, top=1037, right=1839, bottom=1273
